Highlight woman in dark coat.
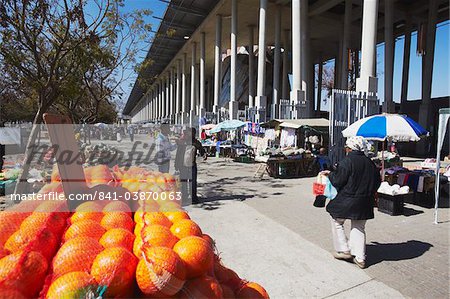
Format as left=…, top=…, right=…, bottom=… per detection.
left=323, top=136, right=381, bottom=269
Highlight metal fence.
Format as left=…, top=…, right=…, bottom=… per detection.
left=329, top=89, right=379, bottom=164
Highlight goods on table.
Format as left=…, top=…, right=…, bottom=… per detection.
left=0, top=165, right=269, bottom=298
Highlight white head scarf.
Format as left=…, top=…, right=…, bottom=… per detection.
left=345, top=136, right=369, bottom=155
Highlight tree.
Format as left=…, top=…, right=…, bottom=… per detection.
left=0, top=0, right=151, bottom=192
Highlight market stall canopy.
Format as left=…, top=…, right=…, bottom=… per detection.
left=210, top=120, right=246, bottom=133
left=201, top=124, right=216, bottom=130
left=434, top=108, right=450, bottom=224
left=342, top=114, right=428, bottom=142
left=279, top=118, right=330, bottom=129
left=0, top=127, right=21, bottom=145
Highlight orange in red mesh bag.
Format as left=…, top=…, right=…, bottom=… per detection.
left=170, top=219, right=203, bottom=239
left=178, top=276, right=223, bottom=299
left=236, top=281, right=270, bottom=299
left=0, top=251, right=48, bottom=298
left=136, top=246, right=186, bottom=297
left=90, top=247, right=138, bottom=297
left=5, top=227, right=58, bottom=262
left=141, top=225, right=179, bottom=249
left=63, top=219, right=106, bottom=242
left=52, top=236, right=103, bottom=278
left=173, top=236, right=214, bottom=279
left=100, top=212, right=134, bottom=232
left=99, top=228, right=135, bottom=251
left=46, top=271, right=98, bottom=299
left=143, top=212, right=172, bottom=227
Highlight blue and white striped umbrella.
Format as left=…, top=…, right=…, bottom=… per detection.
left=342, top=114, right=428, bottom=142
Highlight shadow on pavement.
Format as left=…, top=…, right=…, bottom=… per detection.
left=402, top=206, right=424, bottom=217
left=366, top=240, right=433, bottom=267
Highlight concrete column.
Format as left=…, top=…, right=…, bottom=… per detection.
left=229, top=0, right=238, bottom=120
left=419, top=0, right=438, bottom=130
left=282, top=29, right=290, bottom=101
left=317, top=55, right=323, bottom=111
left=291, top=0, right=305, bottom=119
left=199, top=32, right=206, bottom=118
left=169, top=69, right=174, bottom=123
left=301, top=0, right=312, bottom=117
left=356, top=0, right=379, bottom=93
left=256, top=0, right=268, bottom=123
left=181, top=53, right=187, bottom=124
left=248, top=25, right=255, bottom=109
left=341, top=0, right=352, bottom=90
left=383, top=0, right=395, bottom=112
left=190, top=42, right=197, bottom=126
left=176, top=60, right=181, bottom=124
left=156, top=83, right=160, bottom=120
left=213, top=15, right=222, bottom=121
left=272, top=5, right=282, bottom=119
left=166, top=75, right=170, bottom=119
left=400, top=17, right=411, bottom=110
left=161, top=80, right=165, bottom=120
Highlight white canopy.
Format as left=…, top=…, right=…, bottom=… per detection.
left=278, top=118, right=330, bottom=129
left=434, top=108, right=450, bottom=224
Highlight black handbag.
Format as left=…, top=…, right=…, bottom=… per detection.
left=313, top=195, right=327, bottom=208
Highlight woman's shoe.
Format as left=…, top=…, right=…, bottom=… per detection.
left=353, top=257, right=366, bottom=269
left=333, top=251, right=352, bottom=260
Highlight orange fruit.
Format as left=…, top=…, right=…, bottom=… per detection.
left=133, top=235, right=144, bottom=259
left=99, top=228, right=135, bottom=251
left=5, top=227, right=57, bottom=262
left=103, top=201, right=132, bottom=216
left=136, top=246, right=186, bottom=297
left=52, top=236, right=103, bottom=278
left=143, top=212, right=172, bottom=227
left=100, top=212, right=134, bottom=232
left=38, top=182, right=63, bottom=194
left=173, top=236, right=214, bottom=279
left=20, top=212, right=67, bottom=236
left=70, top=210, right=103, bottom=223
left=0, top=288, right=27, bottom=299
left=141, top=225, right=179, bottom=248
left=202, top=234, right=216, bottom=249
left=0, top=251, right=48, bottom=297
left=170, top=219, right=202, bottom=239
left=84, top=165, right=114, bottom=187
left=179, top=276, right=223, bottom=299
left=138, top=199, right=160, bottom=211
left=46, top=271, right=98, bottom=299
left=236, top=282, right=269, bottom=298
left=63, top=219, right=106, bottom=242
left=75, top=201, right=103, bottom=212
left=91, top=247, right=138, bottom=297
left=163, top=211, right=190, bottom=223
left=0, top=221, right=22, bottom=248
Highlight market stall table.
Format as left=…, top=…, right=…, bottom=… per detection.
left=266, top=157, right=319, bottom=179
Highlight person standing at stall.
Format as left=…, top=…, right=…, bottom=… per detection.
left=322, top=136, right=381, bottom=269
left=175, top=128, right=206, bottom=204
left=156, top=123, right=175, bottom=173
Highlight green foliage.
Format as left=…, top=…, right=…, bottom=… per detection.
left=0, top=0, right=152, bottom=124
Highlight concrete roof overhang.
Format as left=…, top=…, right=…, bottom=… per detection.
left=124, top=0, right=449, bottom=115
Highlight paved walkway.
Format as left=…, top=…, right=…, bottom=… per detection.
left=192, top=158, right=449, bottom=298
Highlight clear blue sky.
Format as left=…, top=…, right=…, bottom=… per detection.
left=115, top=2, right=449, bottom=111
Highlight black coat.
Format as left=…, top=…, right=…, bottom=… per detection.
left=326, top=151, right=381, bottom=220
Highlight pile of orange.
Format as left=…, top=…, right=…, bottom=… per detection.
left=0, top=166, right=269, bottom=298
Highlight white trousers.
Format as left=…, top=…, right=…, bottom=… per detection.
left=331, top=217, right=367, bottom=261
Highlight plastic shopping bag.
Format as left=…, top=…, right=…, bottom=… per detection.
left=312, top=174, right=326, bottom=195
left=324, top=177, right=338, bottom=199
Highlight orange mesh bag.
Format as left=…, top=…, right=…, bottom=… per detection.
left=178, top=276, right=223, bottom=299
left=170, top=219, right=203, bottom=239
left=173, top=236, right=214, bottom=279
left=236, top=282, right=270, bottom=299
left=99, top=228, right=135, bottom=251
left=0, top=250, right=48, bottom=298
left=141, top=225, right=179, bottom=249
left=143, top=212, right=172, bottom=227
left=45, top=271, right=98, bottom=299
left=90, top=247, right=138, bottom=297
left=100, top=212, right=134, bottom=232
left=63, top=219, right=106, bottom=242
left=136, top=246, right=186, bottom=297
left=52, top=236, right=103, bottom=278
